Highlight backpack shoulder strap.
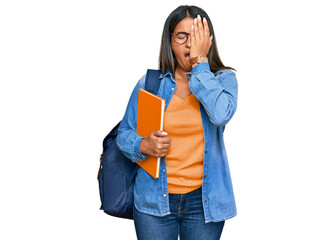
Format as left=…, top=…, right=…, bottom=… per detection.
left=145, top=69, right=162, bottom=95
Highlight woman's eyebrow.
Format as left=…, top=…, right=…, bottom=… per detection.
left=175, top=31, right=190, bottom=34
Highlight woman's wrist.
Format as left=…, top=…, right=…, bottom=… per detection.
left=190, top=54, right=208, bottom=69
left=139, top=138, right=149, bottom=155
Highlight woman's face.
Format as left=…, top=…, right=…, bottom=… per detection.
left=171, top=17, right=194, bottom=73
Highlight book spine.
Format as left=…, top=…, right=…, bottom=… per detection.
left=157, top=100, right=165, bottom=178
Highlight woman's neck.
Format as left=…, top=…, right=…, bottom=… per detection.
left=174, top=66, right=190, bottom=82
left=172, top=65, right=192, bottom=99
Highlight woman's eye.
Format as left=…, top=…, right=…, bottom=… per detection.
left=176, top=34, right=186, bottom=39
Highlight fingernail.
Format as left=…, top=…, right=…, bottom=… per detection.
left=162, top=131, right=168, bottom=136
left=191, top=25, right=194, bottom=30
left=203, top=17, right=206, bottom=22
left=197, top=15, right=201, bottom=19
left=194, top=18, right=197, bottom=23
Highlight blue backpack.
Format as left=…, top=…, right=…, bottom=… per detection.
left=98, top=69, right=161, bottom=219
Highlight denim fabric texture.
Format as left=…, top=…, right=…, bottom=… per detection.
left=133, top=187, right=225, bottom=240
left=116, top=62, right=238, bottom=223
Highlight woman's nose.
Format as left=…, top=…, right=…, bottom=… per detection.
left=186, top=36, right=191, bottom=47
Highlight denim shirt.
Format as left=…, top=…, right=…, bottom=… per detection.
left=116, top=62, right=238, bottom=223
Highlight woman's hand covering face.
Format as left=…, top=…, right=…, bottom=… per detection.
left=190, top=15, right=213, bottom=59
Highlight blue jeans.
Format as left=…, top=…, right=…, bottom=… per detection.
left=133, top=187, right=225, bottom=240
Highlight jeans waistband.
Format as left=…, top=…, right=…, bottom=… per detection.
left=169, top=187, right=202, bottom=197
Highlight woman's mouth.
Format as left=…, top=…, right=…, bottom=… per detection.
left=185, top=53, right=190, bottom=61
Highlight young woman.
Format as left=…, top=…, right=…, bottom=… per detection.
left=117, top=5, right=238, bottom=240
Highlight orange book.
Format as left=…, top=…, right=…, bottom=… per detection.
left=136, top=88, right=165, bottom=178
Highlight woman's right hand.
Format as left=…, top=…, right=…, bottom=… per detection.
left=139, top=130, right=171, bottom=158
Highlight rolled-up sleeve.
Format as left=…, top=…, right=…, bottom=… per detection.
left=116, top=75, right=149, bottom=162
left=187, top=62, right=238, bottom=126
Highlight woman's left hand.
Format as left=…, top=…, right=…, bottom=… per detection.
left=190, top=15, right=213, bottom=59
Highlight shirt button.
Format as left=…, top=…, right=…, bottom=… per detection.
left=205, top=129, right=208, bottom=132
left=205, top=150, right=208, bottom=154
left=163, top=194, right=167, bottom=197
left=171, top=88, right=175, bottom=91
left=204, top=175, right=207, bottom=179
left=204, top=199, right=207, bottom=203
left=163, top=169, right=166, bottom=173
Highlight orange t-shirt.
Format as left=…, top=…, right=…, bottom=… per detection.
left=164, top=93, right=205, bottom=194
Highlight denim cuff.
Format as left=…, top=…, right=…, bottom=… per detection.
left=186, top=62, right=211, bottom=77
left=134, top=137, right=148, bottom=160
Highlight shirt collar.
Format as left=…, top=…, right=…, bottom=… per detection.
left=159, top=69, right=174, bottom=82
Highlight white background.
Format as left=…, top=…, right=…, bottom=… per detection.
left=1, top=0, right=335, bottom=239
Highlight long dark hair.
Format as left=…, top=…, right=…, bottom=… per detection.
left=159, top=5, right=235, bottom=74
